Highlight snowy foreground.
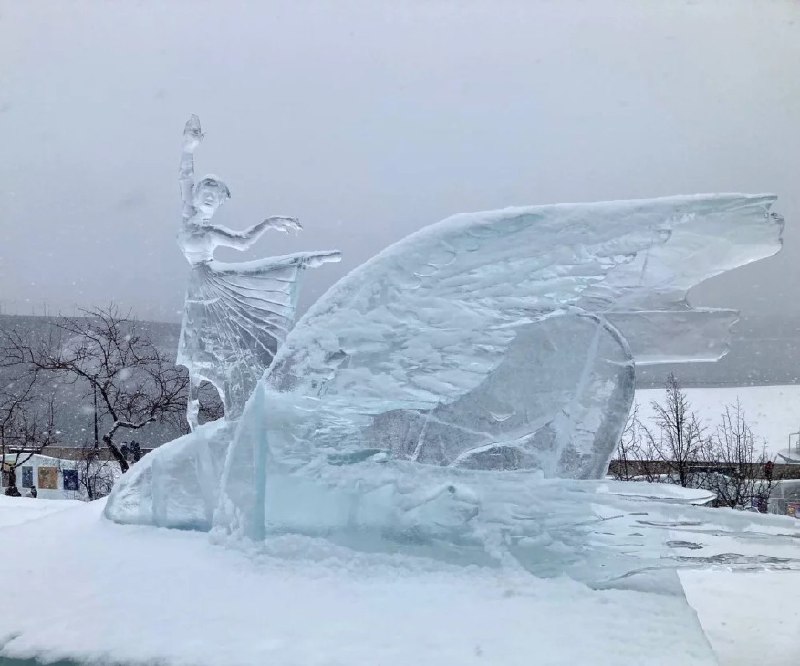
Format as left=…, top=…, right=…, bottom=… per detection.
left=1, top=496, right=799, bottom=666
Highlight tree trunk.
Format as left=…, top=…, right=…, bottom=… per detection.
left=3, top=467, right=21, bottom=497
left=102, top=434, right=130, bottom=474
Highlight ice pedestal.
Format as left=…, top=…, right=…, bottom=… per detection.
left=104, top=420, right=234, bottom=531
left=106, top=426, right=800, bottom=597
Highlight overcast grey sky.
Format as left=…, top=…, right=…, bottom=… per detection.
left=1, top=0, right=798, bottom=322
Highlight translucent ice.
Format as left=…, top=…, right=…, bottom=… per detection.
left=106, top=423, right=800, bottom=594
left=108, top=190, right=782, bottom=560
left=176, top=115, right=340, bottom=428
left=107, top=117, right=784, bottom=587
left=186, top=193, right=780, bottom=547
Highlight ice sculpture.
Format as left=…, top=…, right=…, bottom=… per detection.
left=107, top=117, right=784, bottom=591
left=203, top=193, right=782, bottom=542
left=108, top=189, right=783, bottom=558
left=176, top=115, right=341, bottom=428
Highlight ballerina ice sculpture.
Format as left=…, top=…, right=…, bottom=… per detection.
left=108, top=182, right=782, bottom=540
left=176, top=115, right=340, bottom=429
left=107, top=120, right=784, bottom=591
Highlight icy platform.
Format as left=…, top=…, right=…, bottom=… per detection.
left=3, top=494, right=800, bottom=665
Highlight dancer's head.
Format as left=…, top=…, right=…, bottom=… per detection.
left=193, top=176, right=231, bottom=217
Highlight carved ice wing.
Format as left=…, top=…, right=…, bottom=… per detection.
left=215, top=194, right=780, bottom=535
left=266, top=194, right=780, bottom=417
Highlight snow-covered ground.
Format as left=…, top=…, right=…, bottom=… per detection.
left=635, top=384, right=800, bottom=458
left=1, top=495, right=799, bottom=665
left=0, top=494, right=82, bottom=528
left=682, top=569, right=800, bottom=666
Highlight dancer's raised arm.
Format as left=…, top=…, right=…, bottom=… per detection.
left=180, top=115, right=203, bottom=221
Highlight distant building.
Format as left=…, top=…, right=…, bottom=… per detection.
left=1, top=453, right=82, bottom=500
left=1, top=446, right=152, bottom=500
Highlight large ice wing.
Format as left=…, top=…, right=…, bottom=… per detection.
left=580, top=195, right=782, bottom=311
left=211, top=194, right=781, bottom=539
left=266, top=194, right=780, bottom=415
left=577, top=193, right=783, bottom=365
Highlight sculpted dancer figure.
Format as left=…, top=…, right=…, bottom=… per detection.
left=177, top=115, right=340, bottom=429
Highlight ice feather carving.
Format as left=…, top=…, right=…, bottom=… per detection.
left=260, top=195, right=780, bottom=449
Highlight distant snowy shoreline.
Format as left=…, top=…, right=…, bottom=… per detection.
left=635, top=384, right=800, bottom=458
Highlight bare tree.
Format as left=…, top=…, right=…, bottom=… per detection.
left=0, top=376, right=57, bottom=496
left=612, top=379, right=778, bottom=512
left=74, top=442, right=117, bottom=500
left=612, top=404, right=665, bottom=483
left=613, top=407, right=641, bottom=482
left=2, top=305, right=188, bottom=474
left=704, top=400, right=776, bottom=510
left=648, top=373, right=707, bottom=487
